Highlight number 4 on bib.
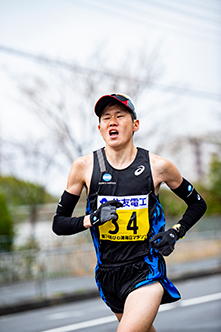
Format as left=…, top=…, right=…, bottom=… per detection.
left=127, top=212, right=138, bottom=234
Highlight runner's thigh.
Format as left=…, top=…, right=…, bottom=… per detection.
left=117, top=282, right=164, bottom=332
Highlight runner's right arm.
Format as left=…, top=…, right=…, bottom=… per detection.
left=52, top=193, right=122, bottom=235
left=52, top=157, right=122, bottom=235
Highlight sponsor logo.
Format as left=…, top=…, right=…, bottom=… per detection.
left=187, top=184, right=194, bottom=197
left=134, top=165, right=145, bottom=176
left=103, top=173, right=112, bottom=182
left=98, top=194, right=149, bottom=209
left=100, top=198, right=108, bottom=205
left=188, top=185, right=192, bottom=192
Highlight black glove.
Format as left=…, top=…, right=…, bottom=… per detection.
left=90, top=200, right=123, bottom=226
left=150, top=228, right=178, bottom=256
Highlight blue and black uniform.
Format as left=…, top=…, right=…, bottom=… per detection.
left=86, top=147, right=181, bottom=313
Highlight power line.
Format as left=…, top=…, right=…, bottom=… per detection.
left=158, top=0, right=221, bottom=15
left=0, top=44, right=220, bottom=102
left=75, top=0, right=220, bottom=28
left=177, top=0, right=221, bottom=12
left=141, top=0, right=221, bottom=24
left=122, top=0, right=220, bottom=32
left=65, top=0, right=220, bottom=45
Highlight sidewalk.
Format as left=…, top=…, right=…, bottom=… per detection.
left=0, top=256, right=221, bottom=316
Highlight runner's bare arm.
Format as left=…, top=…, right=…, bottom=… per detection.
left=52, top=155, right=93, bottom=235
left=66, top=154, right=93, bottom=228
left=66, top=154, right=93, bottom=195
left=149, top=153, right=183, bottom=194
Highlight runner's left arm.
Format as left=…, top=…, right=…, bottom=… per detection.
left=150, top=159, right=207, bottom=256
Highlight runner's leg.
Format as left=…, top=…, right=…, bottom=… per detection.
left=116, top=282, right=163, bottom=332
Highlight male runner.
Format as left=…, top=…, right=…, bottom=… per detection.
left=52, top=93, right=207, bottom=332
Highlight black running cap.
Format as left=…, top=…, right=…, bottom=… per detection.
left=94, top=93, right=137, bottom=119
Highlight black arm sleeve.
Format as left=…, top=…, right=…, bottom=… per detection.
left=52, top=190, right=87, bottom=236
left=171, top=178, right=207, bottom=233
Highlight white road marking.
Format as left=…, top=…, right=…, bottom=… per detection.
left=48, top=311, right=83, bottom=320
left=180, top=292, right=221, bottom=307
left=41, top=316, right=117, bottom=332
left=43, top=292, right=221, bottom=332
left=159, top=303, right=178, bottom=312
left=159, top=292, right=221, bottom=312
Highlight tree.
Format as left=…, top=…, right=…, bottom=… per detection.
left=207, top=154, right=221, bottom=214
left=10, top=43, right=163, bottom=178
left=3, top=42, right=214, bottom=193
left=0, top=193, right=14, bottom=251
left=0, top=175, right=57, bottom=239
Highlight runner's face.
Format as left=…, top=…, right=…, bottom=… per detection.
left=98, top=105, right=139, bottom=148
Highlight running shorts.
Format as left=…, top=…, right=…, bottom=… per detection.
left=95, top=252, right=181, bottom=313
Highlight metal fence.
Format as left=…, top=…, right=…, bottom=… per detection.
left=0, top=243, right=96, bottom=284
left=1, top=215, right=221, bottom=285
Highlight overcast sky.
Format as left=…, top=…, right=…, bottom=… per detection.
left=0, top=0, right=220, bottom=193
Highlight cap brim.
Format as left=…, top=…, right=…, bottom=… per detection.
left=94, top=95, right=134, bottom=118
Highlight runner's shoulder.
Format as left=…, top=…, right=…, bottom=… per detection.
left=149, top=152, right=170, bottom=174
left=72, top=153, right=93, bottom=172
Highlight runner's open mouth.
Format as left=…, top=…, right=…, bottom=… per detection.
left=109, top=130, right=119, bottom=136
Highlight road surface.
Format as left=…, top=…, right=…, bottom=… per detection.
left=0, top=274, right=220, bottom=332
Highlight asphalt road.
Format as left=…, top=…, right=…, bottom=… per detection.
left=1, top=274, right=220, bottom=332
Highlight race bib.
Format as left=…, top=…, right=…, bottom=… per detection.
left=97, top=195, right=150, bottom=242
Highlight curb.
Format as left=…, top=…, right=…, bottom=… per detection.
left=1, top=268, right=220, bottom=316
left=0, top=289, right=100, bottom=316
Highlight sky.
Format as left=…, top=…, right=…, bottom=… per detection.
left=0, top=0, right=220, bottom=194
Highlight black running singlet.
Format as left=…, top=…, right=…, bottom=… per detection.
left=86, top=147, right=166, bottom=265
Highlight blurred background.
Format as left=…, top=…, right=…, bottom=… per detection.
left=0, top=0, right=220, bottom=313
